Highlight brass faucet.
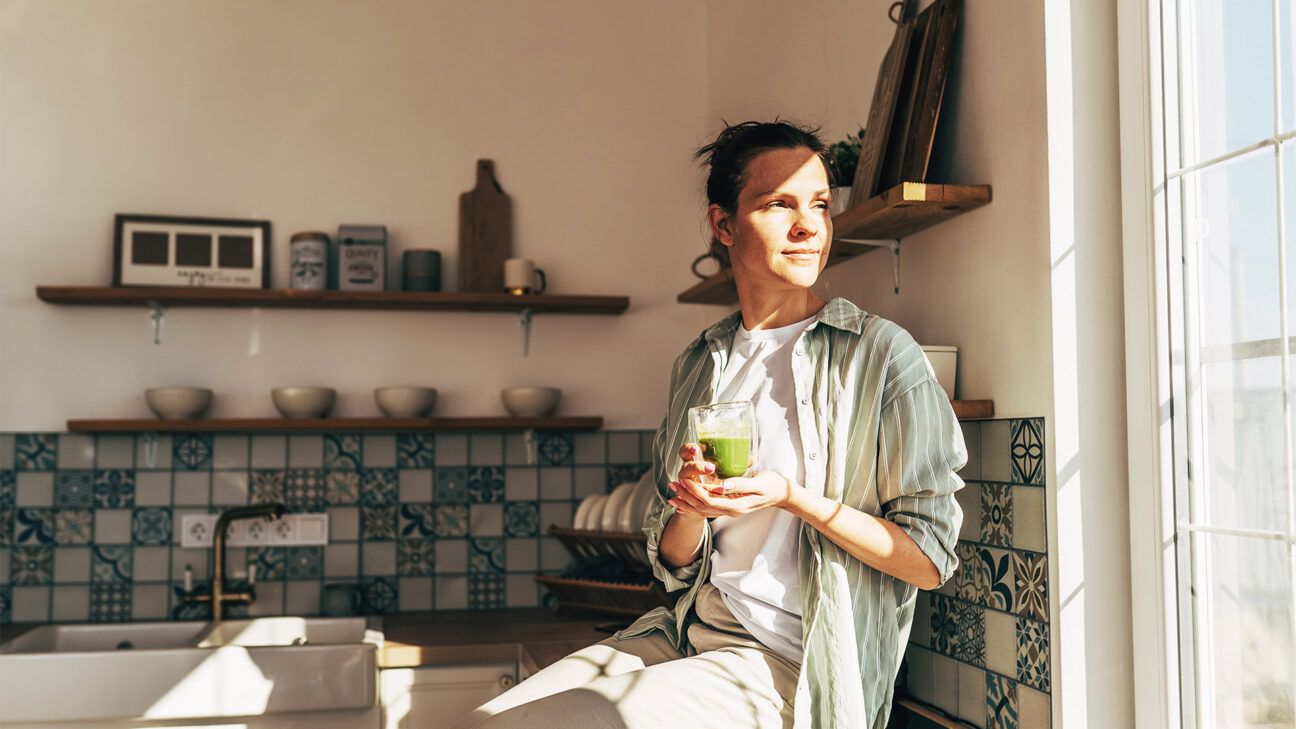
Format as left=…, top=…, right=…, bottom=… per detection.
left=183, top=504, right=285, bottom=622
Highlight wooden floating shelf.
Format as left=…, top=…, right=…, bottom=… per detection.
left=36, top=286, right=629, bottom=315
left=678, top=181, right=991, bottom=305
left=65, top=416, right=604, bottom=433
left=951, top=400, right=994, bottom=420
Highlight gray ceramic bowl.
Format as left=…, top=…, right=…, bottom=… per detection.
left=271, top=387, right=336, bottom=419
left=144, top=387, right=213, bottom=420
left=500, top=386, right=561, bottom=417
left=374, top=387, right=437, bottom=418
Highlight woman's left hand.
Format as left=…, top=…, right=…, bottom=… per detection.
left=667, top=470, right=795, bottom=518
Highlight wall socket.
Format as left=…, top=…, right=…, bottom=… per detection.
left=180, top=514, right=329, bottom=548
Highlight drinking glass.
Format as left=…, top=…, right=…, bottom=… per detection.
left=688, top=400, right=758, bottom=483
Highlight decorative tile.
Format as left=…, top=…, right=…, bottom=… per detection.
left=284, top=469, right=326, bottom=511
left=15, top=508, right=54, bottom=545
left=466, top=466, right=505, bottom=503
left=468, top=573, right=505, bottom=609
left=361, top=576, right=398, bottom=614
left=986, top=672, right=1019, bottom=729
left=11, top=546, right=53, bottom=585
left=360, top=469, right=398, bottom=506
left=1010, top=419, right=1044, bottom=485
left=434, top=468, right=469, bottom=503
left=93, top=470, right=135, bottom=508
left=284, top=547, right=322, bottom=580
left=361, top=506, right=397, bottom=541
left=980, top=482, right=1013, bottom=547
left=250, top=470, right=286, bottom=504
left=954, top=600, right=986, bottom=666
left=90, top=584, right=131, bottom=623
left=397, top=538, right=435, bottom=576
left=606, top=464, right=648, bottom=490
left=173, top=433, right=213, bottom=471
left=1011, top=486, right=1046, bottom=553
left=363, top=542, right=396, bottom=575
left=980, top=547, right=1015, bottom=612
left=398, top=434, right=434, bottom=468
left=0, top=470, right=13, bottom=507
left=53, top=471, right=94, bottom=508
left=0, top=507, right=13, bottom=546
left=55, top=510, right=93, bottom=545
left=469, top=537, right=504, bottom=573
left=248, top=547, right=284, bottom=580
left=1017, top=617, right=1050, bottom=691
left=131, top=508, right=172, bottom=546
left=326, top=470, right=360, bottom=505
left=930, top=594, right=958, bottom=656
left=538, top=432, right=573, bottom=467
left=0, top=584, right=10, bottom=623
left=504, top=502, right=539, bottom=537
left=436, top=435, right=468, bottom=466
left=1012, top=552, right=1048, bottom=622
left=92, top=544, right=132, bottom=583
left=324, top=435, right=362, bottom=470
left=434, top=505, right=469, bottom=538
left=15, top=434, right=56, bottom=471
left=954, top=541, right=982, bottom=603
left=399, top=504, right=436, bottom=538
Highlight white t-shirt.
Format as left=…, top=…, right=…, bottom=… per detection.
left=707, top=312, right=816, bottom=665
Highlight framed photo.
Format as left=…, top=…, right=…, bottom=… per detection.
left=113, top=214, right=271, bottom=289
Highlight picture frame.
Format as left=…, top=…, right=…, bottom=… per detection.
left=112, top=214, right=271, bottom=289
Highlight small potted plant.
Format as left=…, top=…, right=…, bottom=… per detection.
left=826, top=127, right=865, bottom=216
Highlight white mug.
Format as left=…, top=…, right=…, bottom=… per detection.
left=504, top=257, right=547, bottom=295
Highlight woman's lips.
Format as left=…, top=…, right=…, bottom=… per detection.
left=783, top=250, right=819, bottom=261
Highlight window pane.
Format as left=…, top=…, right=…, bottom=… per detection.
left=1181, top=0, right=1275, bottom=164
left=1187, top=149, right=1280, bottom=349
left=1189, top=533, right=1295, bottom=728
left=1200, top=357, right=1290, bottom=532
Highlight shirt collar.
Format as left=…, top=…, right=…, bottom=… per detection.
left=695, top=296, right=869, bottom=349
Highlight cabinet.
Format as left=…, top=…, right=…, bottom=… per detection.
left=380, top=663, right=518, bottom=729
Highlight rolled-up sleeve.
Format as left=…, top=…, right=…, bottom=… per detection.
left=876, top=378, right=967, bottom=586
left=642, top=415, right=712, bottom=592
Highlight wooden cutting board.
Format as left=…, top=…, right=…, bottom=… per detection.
left=849, top=13, right=915, bottom=206
left=458, top=159, right=512, bottom=292
left=899, top=0, right=962, bottom=183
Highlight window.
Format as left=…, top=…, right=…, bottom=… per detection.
left=1153, top=0, right=1296, bottom=726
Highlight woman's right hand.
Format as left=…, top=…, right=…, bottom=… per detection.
left=667, top=443, right=719, bottom=518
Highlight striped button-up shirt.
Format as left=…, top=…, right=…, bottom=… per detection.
left=614, top=296, right=966, bottom=729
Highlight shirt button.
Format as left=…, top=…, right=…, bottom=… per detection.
left=808, top=453, right=817, bottom=461
left=800, top=397, right=809, bottom=405
left=795, top=348, right=804, bottom=356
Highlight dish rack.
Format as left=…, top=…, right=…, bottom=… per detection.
left=535, top=525, right=673, bottom=617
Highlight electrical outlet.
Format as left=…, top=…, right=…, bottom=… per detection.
left=180, top=513, right=330, bottom=547
left=180, top=515, right=217, bottom=548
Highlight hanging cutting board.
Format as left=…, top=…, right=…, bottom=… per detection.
left=458, top=159, right=512, bottom=292
left=899, top=0, right=962, bottom=183
left=849, top=13, right=915, bottom=206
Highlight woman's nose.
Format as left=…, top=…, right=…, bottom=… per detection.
left=790, top=209, right=819, bottom=239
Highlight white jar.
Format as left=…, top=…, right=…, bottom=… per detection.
left=921, top=345, right=958, bottom=400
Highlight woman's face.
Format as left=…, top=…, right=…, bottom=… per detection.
left=709, top=146, right=833, bottom=291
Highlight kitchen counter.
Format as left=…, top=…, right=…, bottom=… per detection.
left=379, top=609, right=616, bottom=674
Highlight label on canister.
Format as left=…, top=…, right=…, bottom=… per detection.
left=290, top=238, right=328, bottom=290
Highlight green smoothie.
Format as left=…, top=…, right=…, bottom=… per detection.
left=699, top=435, right=751, bottom=479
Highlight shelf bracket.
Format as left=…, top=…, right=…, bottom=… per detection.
left=835, top=237, right=902, bottom=294
left=519, top=307, right=535, bottom=357
left=147, top=301, right=167, bottom=345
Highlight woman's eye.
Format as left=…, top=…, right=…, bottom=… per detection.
left=764, top=201, right=786, bottom=209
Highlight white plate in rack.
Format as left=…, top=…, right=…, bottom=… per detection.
left=572, top=494, right=599, bottom=531
left=583, top=494, right=610, bottom=532
left=601, top=482, right=635, bottom=532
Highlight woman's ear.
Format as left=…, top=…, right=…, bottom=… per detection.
left=707, top=204, right=734, bottom=247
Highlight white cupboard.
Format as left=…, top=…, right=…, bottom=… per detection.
left=380, top=663, right=518, bottom=729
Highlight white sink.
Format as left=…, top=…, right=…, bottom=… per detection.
left=0, top=617, right=380, bottom=724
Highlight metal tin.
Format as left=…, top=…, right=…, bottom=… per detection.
left=289, top=231, right=329, bottom=290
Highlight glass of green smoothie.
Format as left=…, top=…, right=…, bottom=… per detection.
left=688, top=400, right=758, bottom=485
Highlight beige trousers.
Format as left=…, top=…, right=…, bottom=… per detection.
left=454, top=583, right=801, bottom=729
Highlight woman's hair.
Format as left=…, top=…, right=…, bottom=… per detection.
left=693, top=120, right=829, bottom=268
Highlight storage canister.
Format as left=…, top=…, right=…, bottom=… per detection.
left=289, top=231, right=329, bottom=290
left=920, top=345, right=958, bottom=400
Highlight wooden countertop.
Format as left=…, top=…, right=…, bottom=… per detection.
left=379, top=609, right=616, bottom=674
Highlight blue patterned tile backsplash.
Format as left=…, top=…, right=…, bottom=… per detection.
left=905, top=417, right=1052, bottom=729
left=0, top=429, right=653, bottom=624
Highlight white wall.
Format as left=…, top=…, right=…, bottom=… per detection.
left=0, top=0, right=717, bottom=430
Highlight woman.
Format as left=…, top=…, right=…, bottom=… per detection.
left=457, top=120, right=965, bottom=729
